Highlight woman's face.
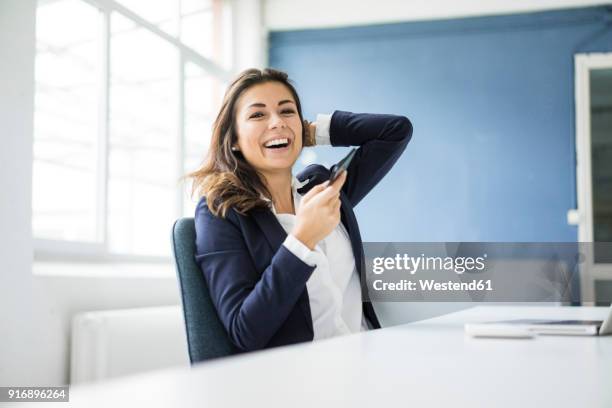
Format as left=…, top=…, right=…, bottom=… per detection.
left=233, top=81, right=303, bottom=177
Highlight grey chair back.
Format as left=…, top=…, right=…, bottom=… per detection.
left=171, top=217, right=238, bottom=363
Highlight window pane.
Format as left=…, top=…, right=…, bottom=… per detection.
left=180, top=0, right=232, bottom=69
left=181, top=9, right=213, bottom=58
left=181, top=0, right=212, bottom=14
left=33, top=0, right=101, bottom=242
left=108, top=13, right=178, bottom=256
left=115, top=0, right=179, bottom=36
left=114, top=0, right=231, bottom=68
left=182, top=62, right=225, bottom=216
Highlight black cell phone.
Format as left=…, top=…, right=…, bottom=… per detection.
left=329, top=148, right=357, bottom=183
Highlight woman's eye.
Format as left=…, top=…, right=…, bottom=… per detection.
left=281, top=109, right=296, bottom=115
left=249, top=112, right=264, bottom=119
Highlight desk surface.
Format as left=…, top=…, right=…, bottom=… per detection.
left=18, top=306, right=612, bottom=408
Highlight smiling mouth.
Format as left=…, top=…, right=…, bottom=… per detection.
left=266, top=143, right=289, bottom=149
left=264, top=138, right=291, bottom=150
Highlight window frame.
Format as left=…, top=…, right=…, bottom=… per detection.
left=33, top=0, right=233, bottom=263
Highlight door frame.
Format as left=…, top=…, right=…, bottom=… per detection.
left=574, top=52, right=612, bottom=304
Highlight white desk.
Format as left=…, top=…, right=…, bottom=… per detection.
left=15, top=306, right=612, bottom=408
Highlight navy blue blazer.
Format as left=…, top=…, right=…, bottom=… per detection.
left=194, top=110, right=413, bottom=352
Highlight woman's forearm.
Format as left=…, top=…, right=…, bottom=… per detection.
left=330, top=111, right=412, bottom=147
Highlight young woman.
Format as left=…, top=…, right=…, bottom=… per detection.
left=189, top=68, right=412, bottom=352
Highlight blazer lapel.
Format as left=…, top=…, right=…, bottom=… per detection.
left=248, top=165, right=329, bottom=256
left=339, top=194, right=365, bottom=281
left=338, top=194, right=381, bottom=328
left=250, top=174, right=312, bottom=253
left=251, top=208, right=287, bottom=254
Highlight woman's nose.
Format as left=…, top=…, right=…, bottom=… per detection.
left=268, top=113, right=286, bottom=129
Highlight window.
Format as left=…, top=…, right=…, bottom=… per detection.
left=33, top=0, right=231, bottom=260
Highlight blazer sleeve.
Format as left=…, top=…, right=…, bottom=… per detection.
left=329, top=110, right=413, bottom=208
left=194, top=200, right=316, bottom=351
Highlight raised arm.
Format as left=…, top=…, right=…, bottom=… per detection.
left=315, top=111, right=413, bottom=208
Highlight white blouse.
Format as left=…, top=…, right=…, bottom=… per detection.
left=267, top=114, right=370, bottom=340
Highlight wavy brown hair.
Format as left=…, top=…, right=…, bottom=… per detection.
left=185, top=68, right=306, bottom=218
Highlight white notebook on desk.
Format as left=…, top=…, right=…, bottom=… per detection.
left=465, top=304, right=612, bottom=337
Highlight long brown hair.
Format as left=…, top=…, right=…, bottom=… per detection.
left=185, top=68, right=306, bottom=218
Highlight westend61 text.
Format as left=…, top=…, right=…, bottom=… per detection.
left=372, top=279, right=493, bottom=292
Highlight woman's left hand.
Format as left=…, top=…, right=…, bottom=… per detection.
left=303, top=120, right=316, bottom=147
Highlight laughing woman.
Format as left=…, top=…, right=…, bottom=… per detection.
left=188, top=68, right=412, bottom=352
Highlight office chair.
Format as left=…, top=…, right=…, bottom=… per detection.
left=171, top=217, right=239, bottom=364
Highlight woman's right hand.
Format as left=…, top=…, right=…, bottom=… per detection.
left=291, top=171, right=347, bottom=250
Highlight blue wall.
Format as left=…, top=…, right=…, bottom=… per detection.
left=269, top=6, right=612, bottom=242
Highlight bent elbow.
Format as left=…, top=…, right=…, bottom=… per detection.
left=397, top=115, right=413, bottom=142
left=387, top=115, right=412, bottom=150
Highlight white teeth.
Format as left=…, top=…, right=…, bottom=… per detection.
left=264, top=138, right=289, bottom=147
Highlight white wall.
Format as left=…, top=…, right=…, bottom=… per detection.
left=264, top=0, right=609, bottom=30
left=0, top=0, right=57, bottom=386
left=231, top=0, right=267, bottom=71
